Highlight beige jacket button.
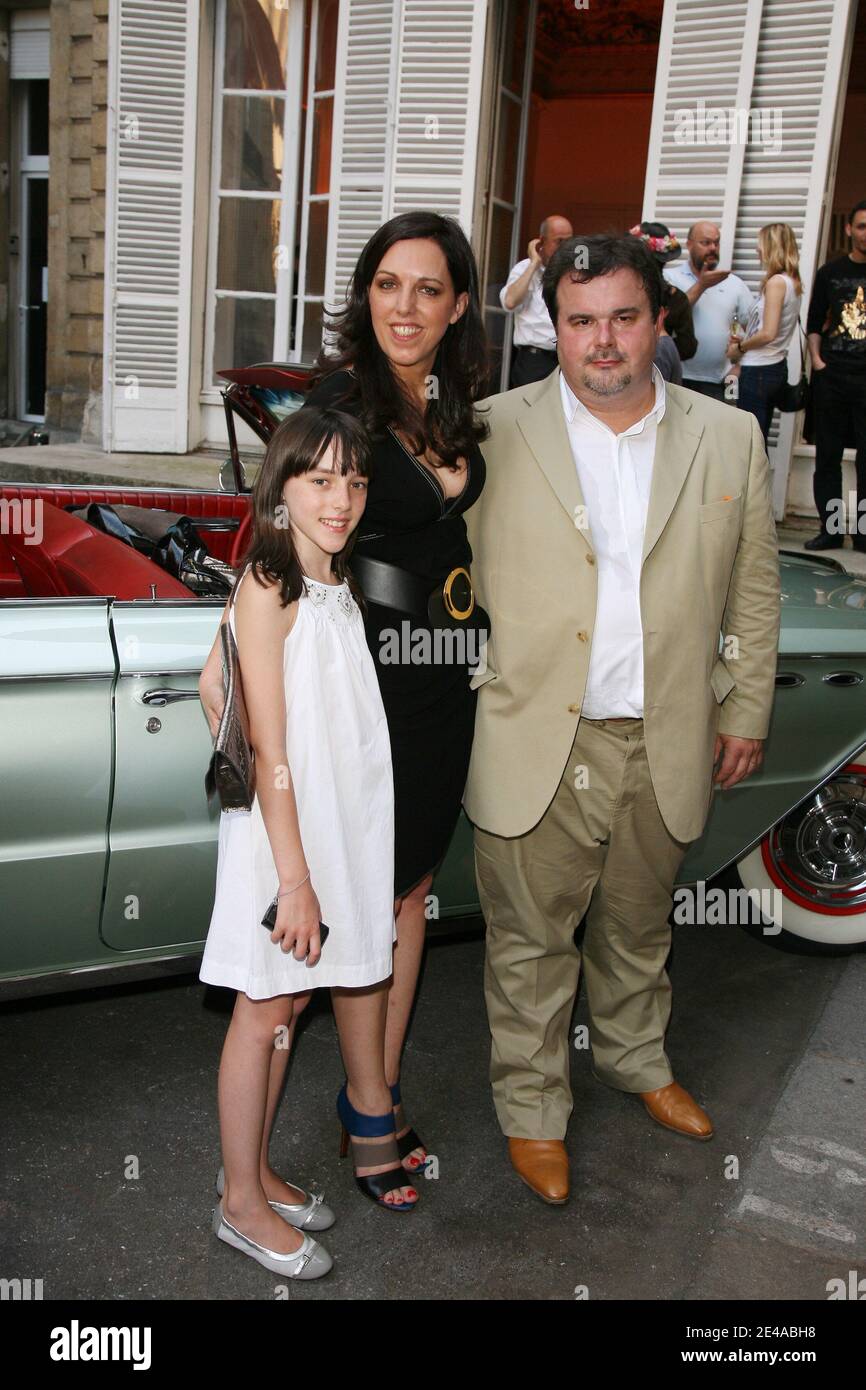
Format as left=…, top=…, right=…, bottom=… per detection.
left=586, top=553, right=596, bottom=566
left=577, top=630, right=588, bottom=642
left=568, top=703, right=580, bottom=713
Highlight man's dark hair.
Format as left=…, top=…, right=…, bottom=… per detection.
left=542, top=234, right=664, bottom=327
left=848, top=200, right=866, bottom=225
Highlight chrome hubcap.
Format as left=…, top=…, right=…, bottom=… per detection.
left=768, top=772, right=866, bottom=908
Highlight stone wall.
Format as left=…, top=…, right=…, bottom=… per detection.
left=45, top=0, right=107, bottom=442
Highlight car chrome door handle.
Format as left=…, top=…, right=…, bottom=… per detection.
left=140, top=687, right=200, bottom=707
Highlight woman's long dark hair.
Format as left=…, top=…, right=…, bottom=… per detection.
left=310, top=211, right=489, bottom=468
left=233, top=405, right=371, bottom=611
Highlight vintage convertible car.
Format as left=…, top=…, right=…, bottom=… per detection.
left=2, top=364, right=865, bottom=1000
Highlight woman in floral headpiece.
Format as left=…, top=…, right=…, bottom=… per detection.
left=629, top=222, right=697, bottom=379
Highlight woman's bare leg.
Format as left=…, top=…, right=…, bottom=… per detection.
left=384, top=872, right=433, bottom=1170
left=331, top=981, right=419, bottom=1206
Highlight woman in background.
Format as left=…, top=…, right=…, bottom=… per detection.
left=727, top=222, right=802, bottom=444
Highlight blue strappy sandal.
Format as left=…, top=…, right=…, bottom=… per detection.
left=337, top=1083, right=419, bottom=1212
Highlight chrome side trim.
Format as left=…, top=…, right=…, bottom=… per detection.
left=0, top=597, right=110, bottom=607
left=112, top=599, right=226, bottom=609
left=0, top=950, right=204, bottom=1001
left=121, top=669, right=203, bottom=678
left=0, top=482, right=232, bottom=497
left=775, top=652, right=866, bottom=661
left=0, top=671, right=115, bottom=682
left=779, top=549, right=848, bottom=574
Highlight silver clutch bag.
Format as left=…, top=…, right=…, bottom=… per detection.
left=204, top=620, right=256, bottom=812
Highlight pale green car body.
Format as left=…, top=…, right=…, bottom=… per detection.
left=2, top=526, right=866, bottom=997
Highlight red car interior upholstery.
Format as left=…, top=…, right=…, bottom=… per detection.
left=0, top=484, right=251, bottom=565
left=0, top=485, right=253, bottom=599
left=0, top=536, right=25, bottom=597
left=3, top=498, right=191, bottom=599
left=229, top=507, right=253, bottom=569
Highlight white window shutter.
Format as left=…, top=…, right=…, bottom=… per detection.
left=387, top=0, right=487, bottom=229
left=643, top=0, right=857, bottom=517
left=643, top=0, right=763, bottom=263
left=10, top=10, right=51, bottom=80
left=104, top=0, right=200, bottom=453
left=324, top=0, right=487, bottom=320
left=324, top=0, right=399, bottom=314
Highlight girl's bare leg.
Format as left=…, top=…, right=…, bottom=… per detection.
left=259, top=992, right=313, bottom=1205
left=331, top=982, right=419, bottom=1206
left=218, top=990, right=308, bottom=1252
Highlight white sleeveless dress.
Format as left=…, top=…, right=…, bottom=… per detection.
left=199, top=565, right=396, bottom=998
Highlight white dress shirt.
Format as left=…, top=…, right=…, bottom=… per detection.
left=500, top=258, right=557, bottom=349
left=560, top=364, right=667, bottom=718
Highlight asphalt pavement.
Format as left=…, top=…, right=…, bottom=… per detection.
left=2, top=440, right=864, bottom=1305
left=1, top=915, right=863, bottom=1302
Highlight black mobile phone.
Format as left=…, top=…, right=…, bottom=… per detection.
left=261, top=896, right=329, bottom=949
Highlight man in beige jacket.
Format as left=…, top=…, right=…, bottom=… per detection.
left=463, top=233, right=781, bottom=1204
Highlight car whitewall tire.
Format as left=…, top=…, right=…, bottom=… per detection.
left=736, top=760, right=866, bottom=947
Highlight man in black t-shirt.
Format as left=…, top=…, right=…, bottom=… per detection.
left=805, top=200, right=866, bottom=550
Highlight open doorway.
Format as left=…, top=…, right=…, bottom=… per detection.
left=824, top=1, right=865, bottom=261
left=481, top=0, right=663, bottom=391
left=522, top=2, right=663, bottom=243
left=785, top=0, right=864, bottom=519
left=11, top=77, right=49, bottom=422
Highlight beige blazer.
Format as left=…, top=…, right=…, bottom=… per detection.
left=463, top=368, right=781, bottom=844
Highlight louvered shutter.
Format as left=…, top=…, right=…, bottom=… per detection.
left=643, top=0, right=763, bottom=264
left=323, top=0, right=398, bottom=313
left=10, top=11, right=51, bottom=80
left=644, top=0, right=857, bottom=516
left=104, top=0, right=200, bottom=452
left=324, top=0, right=487, bottom=315
left=387, top=0, right=487, bottom=226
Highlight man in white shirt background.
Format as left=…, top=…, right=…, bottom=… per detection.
left=501, top=214, right=573, bottom=387
left=663, top=220, right=755, bottom=402
left=464, top=234, right=780, bottom=1205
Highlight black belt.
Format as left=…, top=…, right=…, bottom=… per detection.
left=351, top=554, right=431, bottom=616
left=516, top=345, right=557, bottom=355
left=351, top=553, right=489, bottom=634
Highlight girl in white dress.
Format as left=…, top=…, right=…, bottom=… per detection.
left=200, top=405, right=420, bottom=1282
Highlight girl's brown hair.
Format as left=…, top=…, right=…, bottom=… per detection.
left=231, top=404, right=371, bottom=611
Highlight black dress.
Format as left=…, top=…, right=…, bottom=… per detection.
left=303, top=368, right=486, bottom=897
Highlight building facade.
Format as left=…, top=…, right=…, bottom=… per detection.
left=1, top=0, right=863, bottom=520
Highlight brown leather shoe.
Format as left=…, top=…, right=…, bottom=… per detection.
left=641, top=1081, right=714, bottom=1140
left=507, top=1137, right=569, bottom=1203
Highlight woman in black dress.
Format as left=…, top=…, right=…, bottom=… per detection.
left=304, top=212, right=489, bottom=1173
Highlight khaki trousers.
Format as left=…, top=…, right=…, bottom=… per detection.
left=474, top=716, right=691, bottom=1140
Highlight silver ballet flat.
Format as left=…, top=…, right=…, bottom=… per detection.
left=215, top=1165, right=335, bottom=1231
left=212, top=1201, right=333, bottom=1279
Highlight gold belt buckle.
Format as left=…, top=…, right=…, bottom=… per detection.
left=442, top=566, right=475, bottom=621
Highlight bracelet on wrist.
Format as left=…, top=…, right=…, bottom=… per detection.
left=277, top=869, right=310, bottom=899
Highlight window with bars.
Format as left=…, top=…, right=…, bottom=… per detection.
left=204, top=0, right=338, bottom=386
